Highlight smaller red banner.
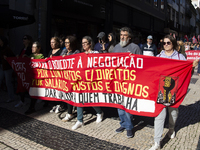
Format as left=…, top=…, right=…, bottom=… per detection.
left=186, top=50, right=200, bottom=61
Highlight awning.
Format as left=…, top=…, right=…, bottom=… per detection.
left=0, top=7, right=35, bottom=28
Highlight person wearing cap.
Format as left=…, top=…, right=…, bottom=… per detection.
left=94, top=32, right=109, bottom=52
left=141, top=35, right=157, bottom=56
left=112, top=27, right=142, bottom=138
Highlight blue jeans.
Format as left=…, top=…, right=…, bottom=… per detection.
left=77, top=107, right=102, bottom=122
left=0, top=68, right=15, bottom=100
left=118, top=109, right=134, bottom=130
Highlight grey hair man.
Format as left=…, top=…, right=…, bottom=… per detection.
left=113, top=27, right=142, bottom=54
left=112, top=27, right=142, bottom=138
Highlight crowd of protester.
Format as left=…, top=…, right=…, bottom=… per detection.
left=0, top=27, right=199, bottom=150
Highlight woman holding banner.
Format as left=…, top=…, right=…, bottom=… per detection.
left=61, top=35, right=80, bottom=122
left=25, top=42, right=44, bottom=114
left=47, top=37, right=65, bottom=113
left=48, top=37, right=62, bottom=58
left=71, top=36, right=103, bottom=130
left=149, top=35, right=198, bottom=150
left=25, top=41, right=44, bottom=115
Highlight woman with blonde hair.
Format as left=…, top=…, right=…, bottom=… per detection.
left=177, top=40, right=186, bottom=58
left=25, top=41, right=44, bottom=115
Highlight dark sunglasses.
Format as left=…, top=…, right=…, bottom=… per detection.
left=23, top=38, right=28, bottom=40
left=163, top=42, right=171, bottom=45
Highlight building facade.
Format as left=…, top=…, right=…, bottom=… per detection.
left=1, top=0, right=200, bottom=55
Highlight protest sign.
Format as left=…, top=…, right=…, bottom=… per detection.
left=186, top=50, right=200, bottom=61
left=7, top=53, right=192, bottom=117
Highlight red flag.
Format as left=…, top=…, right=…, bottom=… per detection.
left=184, top=35, right=189, bottom=42
left=192, top=36, right=197, bottom=44
left=173, top=33, right=176, bottom=39
left=186, top=50, right=200, bottom=61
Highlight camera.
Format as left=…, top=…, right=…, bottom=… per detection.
left=99, top=38, right=103, bottom=44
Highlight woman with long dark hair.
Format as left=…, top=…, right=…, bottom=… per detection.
left=60, top=35, right=80, bottom=56
left=107, top=33, right=116, bottom=53
left=60, top=35, right=80, bottom=121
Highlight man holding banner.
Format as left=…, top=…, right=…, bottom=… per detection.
left=113, top=27, right=142, bottom=138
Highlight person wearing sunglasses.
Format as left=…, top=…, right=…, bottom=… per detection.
left=141, top=35, right=157, bottom=56
left=59, top=35, right=80, bottom=121
left=149, top=34, right=198, bottom=150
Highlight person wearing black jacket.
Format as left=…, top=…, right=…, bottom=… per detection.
left=141, top=35, right=157, bottom=56
left=19, top=35, right=33, bottom=57
left=47, top=37, right=62, bottom=57
left=0, top=36, right=16, bottom=102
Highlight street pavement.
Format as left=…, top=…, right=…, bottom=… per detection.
left=0, top=69, right=200, bottom=150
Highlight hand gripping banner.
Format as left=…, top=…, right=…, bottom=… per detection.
left=7, top=53, right=193, bottom=117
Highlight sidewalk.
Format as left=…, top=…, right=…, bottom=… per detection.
left=0, top=70, right=200, bottom=150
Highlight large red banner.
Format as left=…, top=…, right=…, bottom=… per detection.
left=7, top=53, right=193, bottom=117
left=186, top=50, right=200, bottom=61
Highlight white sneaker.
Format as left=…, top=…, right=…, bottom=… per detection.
left=96, top=112, right=104, bottom=123
left=72, top=121, right=83, bottom=130
left=62, top=114, right=74, bottom=122
left=49, top=105, right=57, bottom=113
left=149, top=142, right=160, bottom=150
left=15, top=101, right=23, bottom=108
left=168, top=131, right=175, bottom=139
left=55, top=105, right=61, bottom=113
